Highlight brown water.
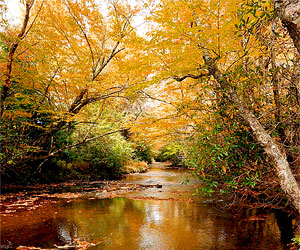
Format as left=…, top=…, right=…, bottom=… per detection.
left=0, top=164, right=294, bottom=249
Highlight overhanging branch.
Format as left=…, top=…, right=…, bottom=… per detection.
left=172, top=71, right=210, bottom=82
left=35, top=128, right=126, bottom=173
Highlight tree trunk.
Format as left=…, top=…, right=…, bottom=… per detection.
left=203, top=53, right=300, bottom=213
left=237, top=104, right=300, bottom=212
left=273, top=0, right=300, bottom=54
left=0, top=1, right=34, bottom=118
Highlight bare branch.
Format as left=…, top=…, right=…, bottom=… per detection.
left=65, top=4, right=96, bottom=75
left=172, top=72, right=210, bottom=82
left=1, top=0, right=35, bottom=117
left=83, top=101, right=106, bottom=141
left=23, top=0, right=45, bottom=39
left=138, top=90, right=173, bottom=106
left=93, top=42, right=125, bottom=80
left=35, top=128, right=126, bottom=173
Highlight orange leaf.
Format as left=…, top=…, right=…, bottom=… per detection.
left=222, top=165, right=226, bottom=173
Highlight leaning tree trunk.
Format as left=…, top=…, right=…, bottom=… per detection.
left=271, top=0, right=300, bottom=212
left=273, top=0, right=300, bottom=54
left=172, top=0, right=300, bottom=213
left=202, top=53, right=300, bottom=213
left=202, top=0, right=300, bottom=212
left=237, top=104, right=300, bottom=212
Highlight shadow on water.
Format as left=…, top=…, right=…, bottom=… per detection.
left=1, top=164, right=298, bottom=249
left=275, top=210, right=299, bottom=250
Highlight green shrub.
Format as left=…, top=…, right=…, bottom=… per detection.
left=156, top=143, right=186, bottom=167
left=70, top=133, right=135, bottom=179
left=133, top=141, right=153, bottom=163
left=183, top=117, right=267, bottom=197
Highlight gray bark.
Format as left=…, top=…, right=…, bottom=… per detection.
left=273, top=0, right=300, bottom=54
left=237, top=104, right=300, bottom=212
left=202, top=53, right=300, bottom=213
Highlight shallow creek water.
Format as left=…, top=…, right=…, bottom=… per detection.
left=0, top=163, right=295, bottom=249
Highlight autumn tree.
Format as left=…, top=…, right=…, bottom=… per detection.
left=138, top=0, right=300, bottom=212
left=0, top=0, right=149, bottom=178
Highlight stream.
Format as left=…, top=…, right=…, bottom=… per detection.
left=0, top=163, right=297, bottom=249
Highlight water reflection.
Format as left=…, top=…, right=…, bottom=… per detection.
left=0, top=166, right=291, bottom=249
left=1, top=197, right=285, bottom=249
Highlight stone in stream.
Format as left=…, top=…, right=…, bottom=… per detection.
left=96, top=192, right=108, bottom=198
